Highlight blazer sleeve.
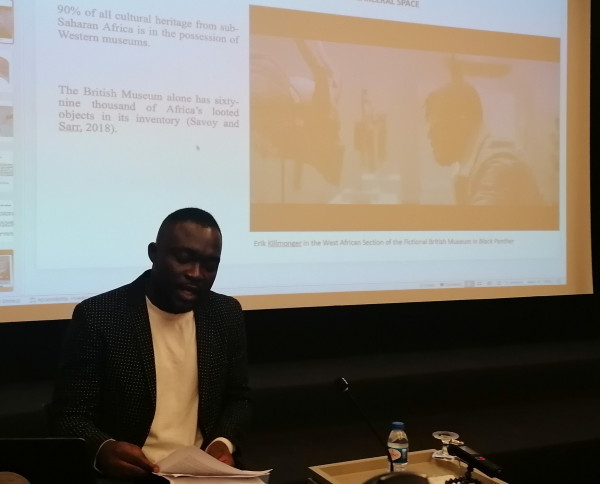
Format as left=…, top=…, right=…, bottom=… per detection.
left=48, top=303, right=113, bottom=457
left=210, top=297, right=252, bottom=451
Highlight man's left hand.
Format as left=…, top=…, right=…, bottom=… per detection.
left=206, top=440, right=234, bottom=466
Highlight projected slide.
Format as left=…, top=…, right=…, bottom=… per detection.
left=0, top=0, right=592, bottom=321
left=249, top=7, right=560, bottom=231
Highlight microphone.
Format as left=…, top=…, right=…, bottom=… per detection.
left=335, top=377, right=394, bottom=473
left=448, top=443, right=502, bottom=478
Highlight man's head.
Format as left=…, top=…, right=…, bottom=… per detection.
left=425, top=79, right=483, bottom=166
left=146, top=208, right=222, bottom=314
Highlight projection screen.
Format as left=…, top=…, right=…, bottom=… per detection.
left=0, top=0, right=592, bottom=322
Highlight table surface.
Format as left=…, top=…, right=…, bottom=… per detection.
left=308, top=450, right=508, bottom=484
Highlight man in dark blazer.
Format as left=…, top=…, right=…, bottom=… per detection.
left=50, top=208, right=250, bottom=479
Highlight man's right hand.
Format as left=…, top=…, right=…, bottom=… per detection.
left=96, top=440, right=159, bottom=478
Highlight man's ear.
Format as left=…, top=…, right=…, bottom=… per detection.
left=148, top=242, right=157, bottom=263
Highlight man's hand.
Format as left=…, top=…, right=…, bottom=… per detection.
left=96, top=440, right=159, bottom=478
left=206, top=440, right=234, bottom=466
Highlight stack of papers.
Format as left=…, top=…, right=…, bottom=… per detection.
left=155, top=446, right=271, bottom=484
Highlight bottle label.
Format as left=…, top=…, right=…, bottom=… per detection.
left=387, top=444, right=408, bottom=465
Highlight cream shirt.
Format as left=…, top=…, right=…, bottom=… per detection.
left=142, top=298, right=202, bottom=463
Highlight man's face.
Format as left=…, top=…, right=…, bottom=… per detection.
left=147, top=221, right=222, bottom=313
left=427, top=111, right=472, bottom=166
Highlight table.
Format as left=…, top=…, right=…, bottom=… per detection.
left=308, top=450, right=507, bottom=484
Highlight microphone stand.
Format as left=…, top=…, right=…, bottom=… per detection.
left=335, top=377, right=394, bottom=473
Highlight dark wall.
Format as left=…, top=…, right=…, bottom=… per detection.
left=1, top=291, right=598, bottom=383
left=245, top=293, right=599, bottom=363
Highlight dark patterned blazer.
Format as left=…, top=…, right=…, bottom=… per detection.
left=49, top=271, right=251, bottom=459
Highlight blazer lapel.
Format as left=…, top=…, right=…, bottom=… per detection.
left=127, top=276, right=157, bottom=408
left=195, top=301, right=213, bottom=426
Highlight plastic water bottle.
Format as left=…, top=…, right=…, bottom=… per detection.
left=387, top=421, right=409, bottom=470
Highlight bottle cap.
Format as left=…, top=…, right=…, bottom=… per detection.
left=392, top=421, right=405, bottom=430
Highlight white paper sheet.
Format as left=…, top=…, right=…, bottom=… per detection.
left=158, top=478, right=265, bottom=484
left=155, top=446, right=271, bottom=480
